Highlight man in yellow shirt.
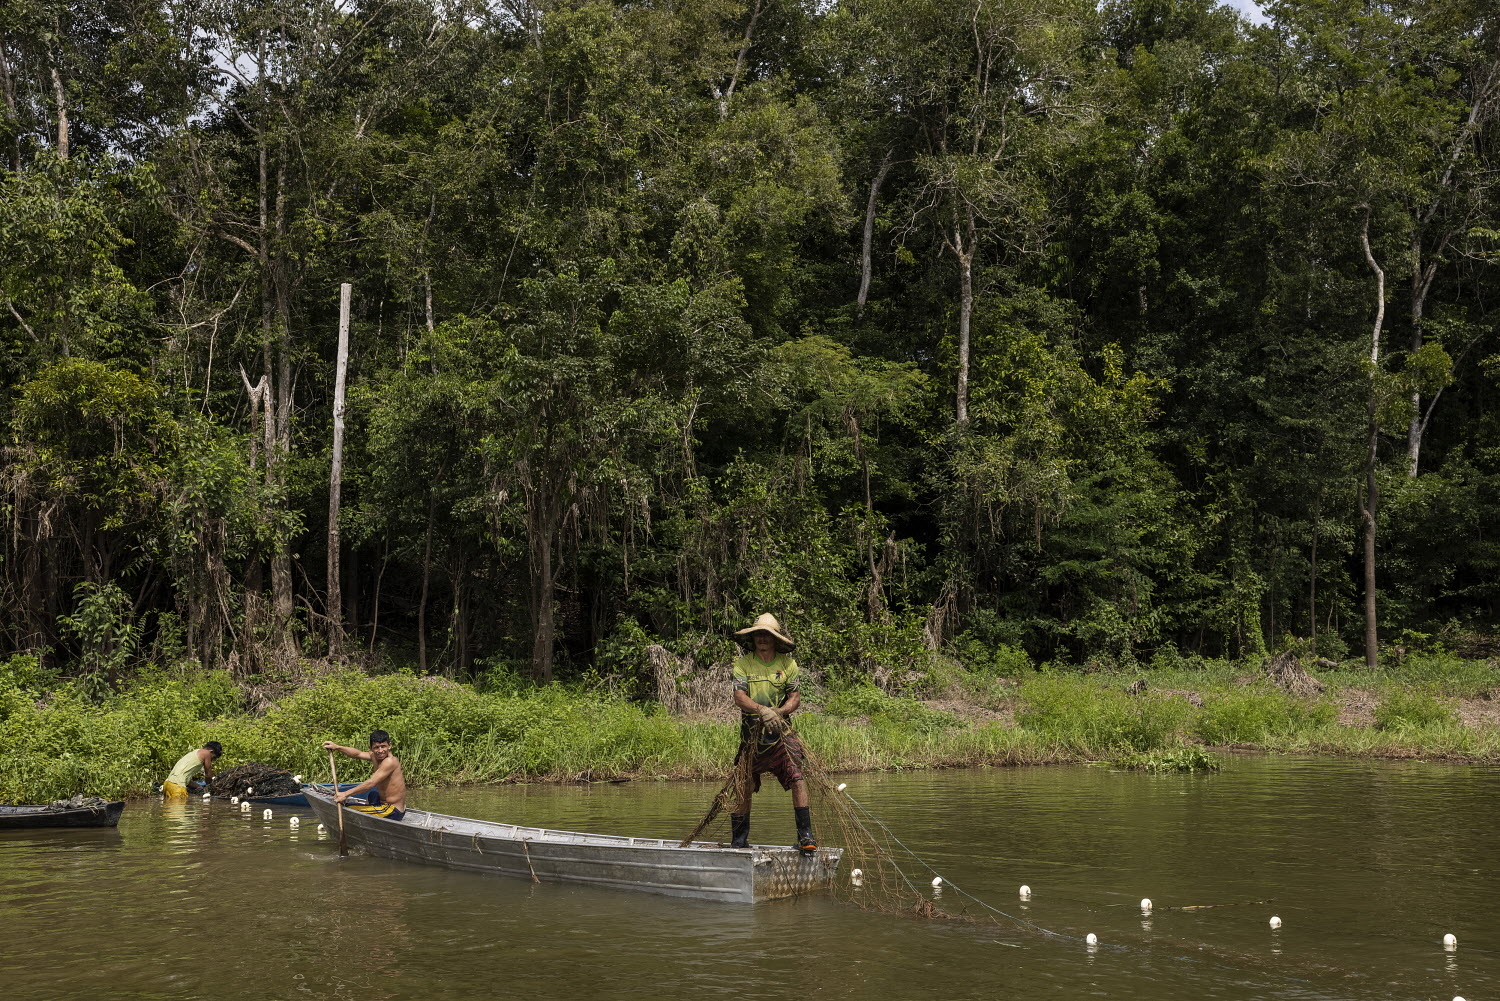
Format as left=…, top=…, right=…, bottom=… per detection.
left=729, top=613, right=815, bottom=854
left=163, top=741, right=222, bottom=798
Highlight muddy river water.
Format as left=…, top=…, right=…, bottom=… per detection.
left=2, top=755, right=1495, bottom=1000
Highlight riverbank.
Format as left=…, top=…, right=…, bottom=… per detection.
left=3, top=654, right=1498, bottom=803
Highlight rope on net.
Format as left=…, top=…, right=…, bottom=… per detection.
left=680, top=719, right=1453, bottom=1000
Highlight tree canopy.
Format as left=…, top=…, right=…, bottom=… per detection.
left=2, top=0, right=1497, bottom=688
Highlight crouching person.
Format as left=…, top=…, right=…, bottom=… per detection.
left=164, top=741, right=222, bottom=799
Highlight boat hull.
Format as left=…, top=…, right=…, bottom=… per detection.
left=0, top=801, right=126, bottom=830
left=301, top=786, right=840, bottom=903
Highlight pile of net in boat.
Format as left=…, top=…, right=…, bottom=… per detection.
left=46, top=794, right=114, bottom=810
left=209, top=762, right=301, bottom=798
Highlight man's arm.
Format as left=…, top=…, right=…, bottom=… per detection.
left=335, top=757, right=394, bottom=802
left=735, top=690, right=787, bottom=732
left=780, top=691, right=801, bottom=715
left=322, top=741, right=373, bottom=760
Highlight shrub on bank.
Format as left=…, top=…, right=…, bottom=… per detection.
left=0, top=672, right=224, bottom=801
left=823, top=685, right=960, bottom=734
left=1193, top=689, right=1336, bottom=744
left=1016, top=677, right=1190, bottom=753
left=1372, top=687, right=1456, bottom=732
left=5, top=655, right=1499, bottom=803
left=1376, top=653, right=1500, bottom=698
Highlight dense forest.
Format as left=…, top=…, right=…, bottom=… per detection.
left=1, top=0, right=1497, bottom=694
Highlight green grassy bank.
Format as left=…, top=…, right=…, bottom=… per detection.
left=3, top=653, right=1498, bottom=803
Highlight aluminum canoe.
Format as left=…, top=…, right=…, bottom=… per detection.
left=0, top=800, right=125, bottom=830
left=301, top=785, right=841, bottom=903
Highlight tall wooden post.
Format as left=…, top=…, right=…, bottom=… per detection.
left=327, top=282, right=351, bottom=651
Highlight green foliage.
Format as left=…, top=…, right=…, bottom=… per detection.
left=1111, top=746, right=1220, bottom=772
left=0, top=156, right=157, bottom=374
left=1373, top=687, right=1457, bottom=733
left=0, top=676, right=218, bottom=801
left=0, top=653, right=49, bottom=692
left=1, top=0, right=1499, bottom=690
left=1016, top=676, right=1191, bottom=752
left=820, top=685, right=961, bottom=735
left=1193, top=690, right=1338, bottom=745
left=57, top=582, right=140, bottom=698
left=1376, top=653, right=1500, bottom=698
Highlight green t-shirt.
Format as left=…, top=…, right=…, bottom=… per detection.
left=732, top=654, right=800, bottom=710
left=165, top=749, right=205, bottom=786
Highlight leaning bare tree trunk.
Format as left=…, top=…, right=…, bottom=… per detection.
left=719, top=0, right=763, bottom=119
left=1359, top=208, right=1385, bottom=670
left=954, top=214, right=975, bottom=425
left=1308, top=508, right=1318, bottom=655
left=49, top=63, right=67, bottom=161
left=1407, top=235, right=1426, bottom=478
left=857, top=153, right=893, bottom=319
left=326, top=282, right=351, bottom=651
left=1404, top=64, right=1499, bottom=476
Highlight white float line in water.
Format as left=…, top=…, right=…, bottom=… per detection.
left=831, top=789, right=1463, bottom=996
left=836, top=786, right=1094, bottom=945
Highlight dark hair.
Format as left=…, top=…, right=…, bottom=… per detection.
left=369, top=730, right=392, bottom=746
left=204, top=741, right=223, bottom=758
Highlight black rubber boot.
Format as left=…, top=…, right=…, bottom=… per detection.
left=730, top=813, right=750, bottom=849
left=794, top=806, right=816, bottom=854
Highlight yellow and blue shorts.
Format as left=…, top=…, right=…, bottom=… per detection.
left=350, top=801, right=405, bottom=821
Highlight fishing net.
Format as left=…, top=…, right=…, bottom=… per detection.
left=678, top=718, right=1440, bottom=999
left=45, top=795, right=114, bottom=810
left=209, top=762, right=301, bottom=798
left=679, top=717, right=976, bottom=923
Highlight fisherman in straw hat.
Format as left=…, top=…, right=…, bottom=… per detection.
left=729, top=612, right=816, bottom=854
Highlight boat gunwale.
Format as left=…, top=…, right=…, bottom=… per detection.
left=300, top=784, right=840, bottom=861
left=0, top=800, right=126, bottom=829
left=0, top=801, right=125, bottom=816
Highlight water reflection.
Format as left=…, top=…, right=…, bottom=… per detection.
left=2, top=758, right=1497, bottom=1001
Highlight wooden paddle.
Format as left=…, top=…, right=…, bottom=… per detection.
left=328, top=749, right=347, bottom=857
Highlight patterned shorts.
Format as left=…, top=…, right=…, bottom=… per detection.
left=747, top=733, right=806, bottom=792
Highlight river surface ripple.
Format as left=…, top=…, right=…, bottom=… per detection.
left=2, top=756, right=1494, bottom=1000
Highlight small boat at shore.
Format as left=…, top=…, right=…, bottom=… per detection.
left=301, top=785, right=842, bottom=903
left=0, top=799, right=125, bottom=830
left=223, top=783, right=369, bottom=808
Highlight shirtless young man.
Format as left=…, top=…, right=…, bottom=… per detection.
left=323, top=730, right=407, bottom=821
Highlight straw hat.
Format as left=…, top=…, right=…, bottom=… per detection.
left=734, top=612, right=795, bottom=652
